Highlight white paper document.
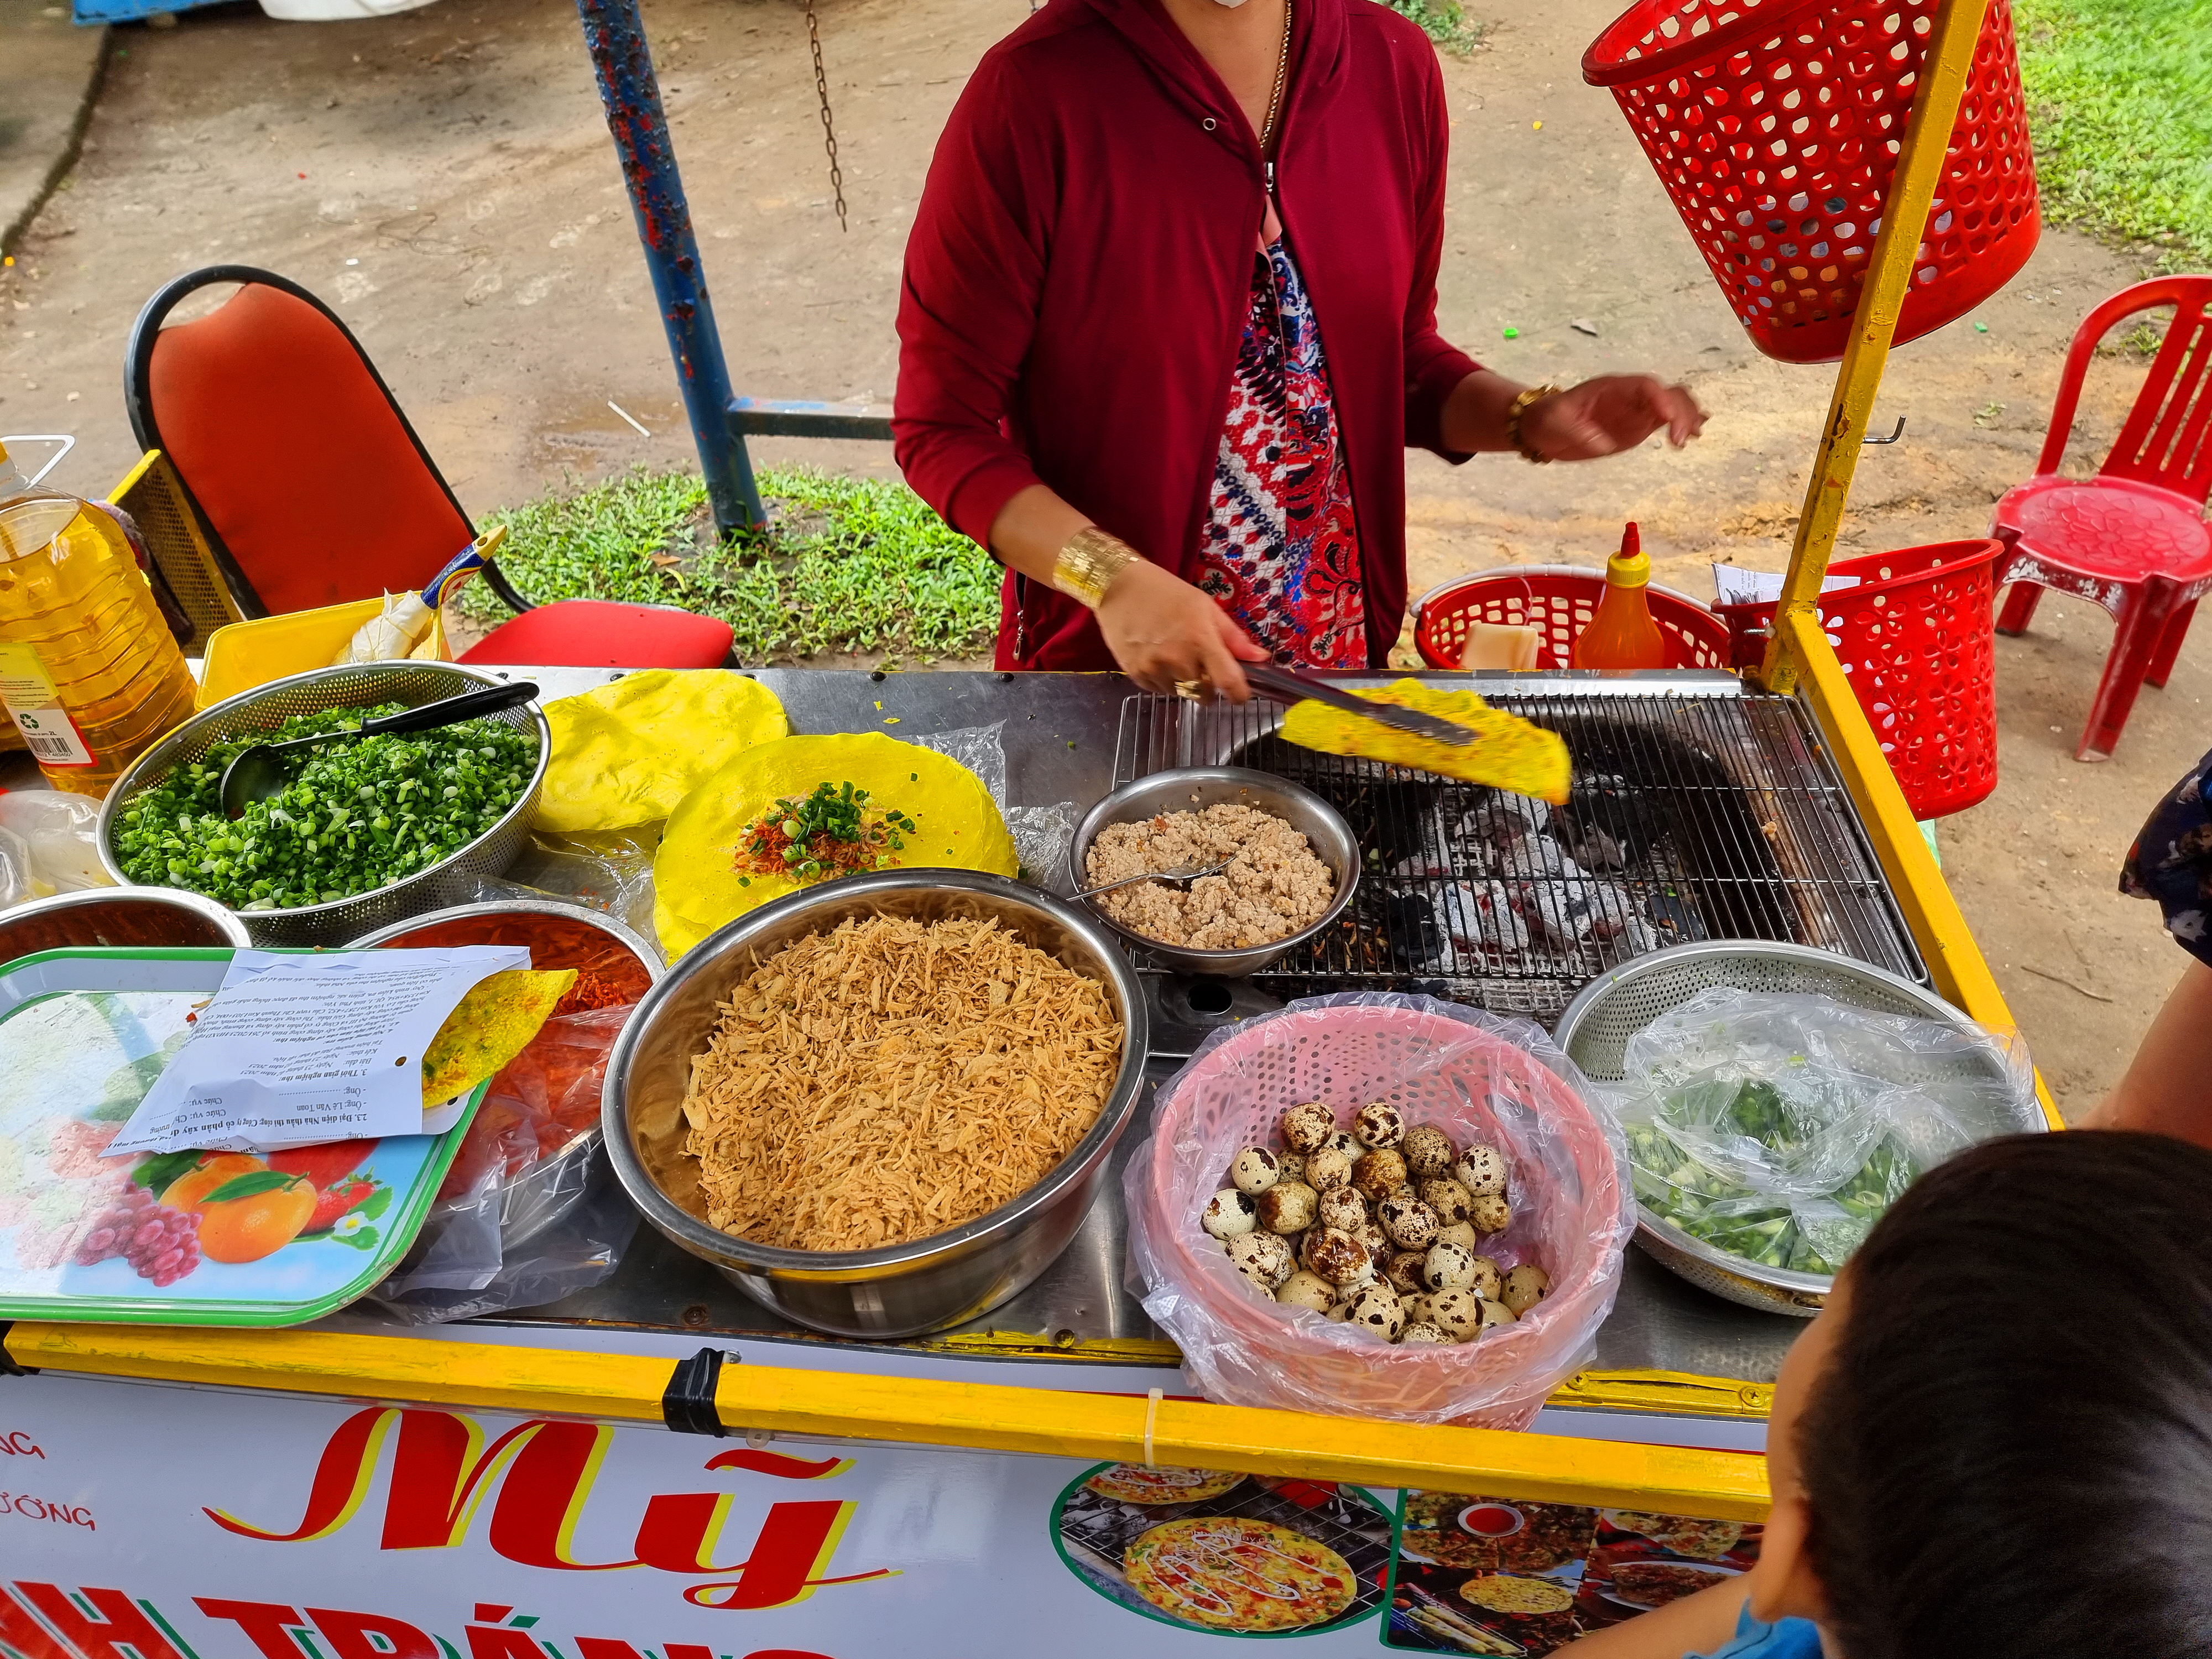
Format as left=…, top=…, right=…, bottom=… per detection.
left=108, top=946, right=531, bottom=1155
left=1710, top=564, right=1863, bottom=606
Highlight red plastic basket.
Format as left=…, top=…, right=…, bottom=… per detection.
left=1583, top=0, right=2039, bottom=364
left=1717, top=539, right=2000, bottom=818
left=1412, top=565, right=1733, bottom=671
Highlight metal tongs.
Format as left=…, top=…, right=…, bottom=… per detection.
left=1194, top=663, right=1479, bottom=748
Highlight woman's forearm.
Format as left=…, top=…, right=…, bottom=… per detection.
left=985, top=483, right=1097, bottom=585
left=1438, top=368, right=1532, bottom=454
left=2091, top=958, right=2212, bottom=1146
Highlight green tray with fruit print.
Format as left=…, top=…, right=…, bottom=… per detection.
left=0, top=948, right=482, bottom=1326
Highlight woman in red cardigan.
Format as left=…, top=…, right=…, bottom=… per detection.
left=894, top=0, right=1705, bottom=700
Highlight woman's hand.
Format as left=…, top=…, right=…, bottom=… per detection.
left=1095, top=560, right=1271, bottom=701
left=1522, top=374, right=1708, bottom=460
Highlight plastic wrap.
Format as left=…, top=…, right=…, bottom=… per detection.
left=1125, top=992, right=1634, bottom=1430
left=0, top=791, right=111, bottom=899
left=912, top=722, right=1077, bottom=890
left=432, top=834, right=660, bottom=944
left=1609, top=988, right=2041, bottom=1275
left=367, top=1003, right=637, bottom=1320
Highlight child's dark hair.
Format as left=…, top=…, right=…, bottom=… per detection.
left=1798, top=1130, right=2212, bottom=1659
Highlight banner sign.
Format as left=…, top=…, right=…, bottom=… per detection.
left=0, top=1334, right=1765, bottom=1658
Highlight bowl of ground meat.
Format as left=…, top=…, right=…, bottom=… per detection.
left=1070, top=768, right=1359, bottom=977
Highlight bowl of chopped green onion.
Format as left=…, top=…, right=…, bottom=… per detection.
left=97, top=662, right=550, bottom=947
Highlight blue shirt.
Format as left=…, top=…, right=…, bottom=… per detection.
left=1696, top=1607, right=1824, bottom=1657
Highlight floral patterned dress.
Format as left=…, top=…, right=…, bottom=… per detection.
left=2121, top=750, right=2212, bottom=963
left=1196, top=240, right=1367, bottom=668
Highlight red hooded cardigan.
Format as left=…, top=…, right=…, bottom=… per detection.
left=892, top=0, right=1482, bottom=672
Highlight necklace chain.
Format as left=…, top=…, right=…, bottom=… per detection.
left=1259, top=0, right=1292, bottom=152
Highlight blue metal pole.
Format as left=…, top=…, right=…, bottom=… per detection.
left=575, top=0, right=766, bottom=534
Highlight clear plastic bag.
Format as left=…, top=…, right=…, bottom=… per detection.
left=0, top=792, right=111, bottom=899
left=367, top=1003, right=638, bottom=1320
left=912, top=722, right=1077, bottom=891
left=1608, top=988, right=2041, bottom=1276
left=1124, top=992, right=1634, bottom=1430
left=429, top=833, right=660, bottom=946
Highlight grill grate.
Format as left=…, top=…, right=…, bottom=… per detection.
left=1110, top=685, right=1923, bottom=1022
left=1057, top=1473, right=1394, bottom=1630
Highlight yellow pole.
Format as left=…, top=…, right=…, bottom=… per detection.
left=2, top=1322, right=1772, bottom=1522
left=1760, top=0, right=1996, bottom=693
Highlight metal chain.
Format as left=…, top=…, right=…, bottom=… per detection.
left=803, top=0, right=848, bottom=232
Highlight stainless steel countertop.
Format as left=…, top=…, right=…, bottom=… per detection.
left=34, top=664, right=1807, bottom=1386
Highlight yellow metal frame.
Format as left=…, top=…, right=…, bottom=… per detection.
left=11, top=0, right=2048, bottom=1528
left=109, top=448, right=245, bottom=653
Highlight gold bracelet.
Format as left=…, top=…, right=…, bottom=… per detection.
left=1050, top=526, right=1141, bottom=609
left=1504, top=382, right=1563, bottom=465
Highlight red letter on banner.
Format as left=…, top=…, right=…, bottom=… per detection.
left=193, top=1600, right=309, bottom=1659
left=305, top=1610, right=438, bottom=1659
left=12, top=1587, right=186, bottom=1659
left=0, top=1588, right=72, bottom=1659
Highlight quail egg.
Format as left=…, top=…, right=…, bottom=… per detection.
left=1423, top=1238, right=1478, bottom=1292
left=1202, top=1188, right=1258, bottom=1240
left=1398, top=1321, right=1452, bottom=1347
left=1303, top=1146, right=1354, bottom=1191
left=1346, top=1282, right=1406, bottom=1340
left=1325, top=1129, right=1363, bottom=1163
left=1378, top=1194, right=1441, bottom=1251
left=1385, top=1250, right=1429, bottom=1296
left=1427, top=1287, right=1486, bottom=1342
left=1351, top=1149, right=1410, bottom=1203
left=1501, top=1263, right=1552, bottom=1315
left=1434, top=1220, right=1481, bottom=1255
left=1455, top=1145, right=1509, bottom=1197
left=1227, top=1230, right=1294, bottom=1291
left=1418, top=1176, right=1474, bottom=1227
left=1317, top=1185, right=1369, bottom=1234
left=1357, top=1220, right=1393, bottom=1271
left=1467, top=1253, right=1504, bottom=1302
left=1281, top=1101, right=1338, bottom=1154
left=1230, top=1146, right=1281, bottom=1194
left=1275, top=1269, right=1338, bottom=1313
left=1256, top=1180, right=1318, bottom=1234
left=1352, top=1100, right=1406, bottom=1150
left=1402, top=1291, right=1436, bottom=1327
left=1305, top=1227, right=1374, bottom=1287
left=1469, top=1192, right=1513, bottom=1237
left=1401, top=1125, right=1456, bottom=1179
left=1275, top=1150, right=1306, bottom=1186
left=1477, top=1298, right=1518, bottom=1331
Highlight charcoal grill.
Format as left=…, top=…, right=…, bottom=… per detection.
left=1112, top=674, right=1924, bottom=1022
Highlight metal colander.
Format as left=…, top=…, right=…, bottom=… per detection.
left=1552, top=941, right=2044, bottom=1317
left=95, top=662, right=550, bottom=948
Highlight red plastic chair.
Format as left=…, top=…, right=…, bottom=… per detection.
left=1990, top=276, right=2212, bottom=760
left=123, top=267, right=734, bottom=670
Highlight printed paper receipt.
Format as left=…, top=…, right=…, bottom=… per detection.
left=109, top=946, right=530, bottom=1154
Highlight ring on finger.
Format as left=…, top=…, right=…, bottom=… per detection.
left=1172, top=678, right=1209, bottom=702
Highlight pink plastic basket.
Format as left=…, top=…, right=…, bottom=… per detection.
left=1125, top=994, right=1634, bottom=1430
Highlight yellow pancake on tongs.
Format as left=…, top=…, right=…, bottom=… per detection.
left=1274, top=675, right=1572, bottom=804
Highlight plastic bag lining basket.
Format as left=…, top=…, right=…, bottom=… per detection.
left=1583, top=0, right=2039, bottom=364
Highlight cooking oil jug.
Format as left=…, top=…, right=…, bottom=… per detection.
left=0, top=489, right=199, bottom=797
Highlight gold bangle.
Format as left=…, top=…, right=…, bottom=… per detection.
left=1050, top=526, right=1140, bottom=609
left=1505, top=382, right=1563, bottom=465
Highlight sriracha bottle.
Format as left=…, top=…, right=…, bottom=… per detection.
left=1570, top=522, right=1668, bottom=671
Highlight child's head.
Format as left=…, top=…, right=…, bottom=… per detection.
left=1746, top=1130, right=2212, bottom=1658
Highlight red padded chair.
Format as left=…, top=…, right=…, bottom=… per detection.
left=123, top=267, right=733, bottom=670
left=1991, top=276, right=2212, bottom=760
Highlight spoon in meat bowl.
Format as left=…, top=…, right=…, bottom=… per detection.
left=217, top=681, right=540, bottom=820
left=1071, top=855, right=1234, bottom=904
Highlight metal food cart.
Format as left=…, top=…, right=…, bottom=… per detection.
left=0, top=3, right=2050, bottom=1652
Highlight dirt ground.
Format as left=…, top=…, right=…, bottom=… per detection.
left=0, top=0, right=2198, bottom=1116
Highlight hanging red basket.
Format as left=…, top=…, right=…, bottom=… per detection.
left=1583, top=0, right=2039, bottom=364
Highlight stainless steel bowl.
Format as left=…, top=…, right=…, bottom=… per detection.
left=96, top=662, right=550, bottom=948
left=0, top=886, right=249, bottom=966
left=602, top=870, right=1152, bottom=1338
left=1553, top=940, right=2046, bottom=1316
left=349, top=899, right=662, bottom=1250
left=1067, top=766, right=1359, bottom=978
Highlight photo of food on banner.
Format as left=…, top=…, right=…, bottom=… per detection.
left=1053, top=1464, right=1395, bottom=1637
left=1385, top=1492, right=1763, bottom=1655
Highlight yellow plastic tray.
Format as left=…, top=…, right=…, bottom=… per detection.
left=197, top=599, right=451, bottom=708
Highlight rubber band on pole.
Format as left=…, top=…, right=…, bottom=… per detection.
left=1142, top=1387, right=1163, bottom=1468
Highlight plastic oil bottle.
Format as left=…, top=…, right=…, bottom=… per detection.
left=0, top=457, right=199, bottom=797
left=1569, top=521, right=1668, bottom=671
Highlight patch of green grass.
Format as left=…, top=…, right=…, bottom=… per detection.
left=462, top=465, right=1001, bottom=665
left=1386, top=0, right=1485, bottom=53
left=2014, top=0, right=2212, bottom=267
